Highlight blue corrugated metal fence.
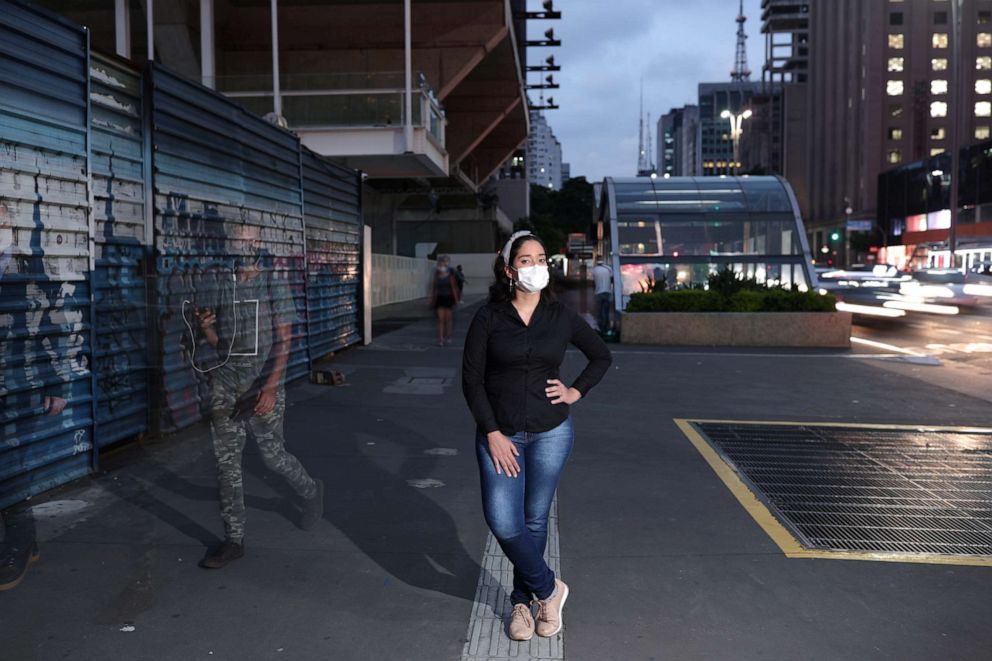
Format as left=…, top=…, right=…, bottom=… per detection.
left=0, top=1, right=96, bottom=509
left=1, top=2, right=365, bottom=509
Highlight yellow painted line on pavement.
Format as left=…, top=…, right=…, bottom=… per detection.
left=674, top=418, right=992, bottom=567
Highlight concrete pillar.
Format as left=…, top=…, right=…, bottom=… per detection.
left=115, top=0, right=131, bottom=59
left=146, top=0, right=154, bottom=61
left=200, top=0, right=215, bottom=88
left=271, top=0, right=282, bottom=117
left=404, top=0, right=413, bottom=152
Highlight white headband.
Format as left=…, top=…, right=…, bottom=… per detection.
left=500, top=231, right=534, bottom=264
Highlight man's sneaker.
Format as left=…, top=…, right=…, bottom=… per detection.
left=300, top=479, right=324, bottom=531
left=508, top=603, right=535, bottom=641
left=199, top=540, right=244, bottom=569
left=533, top=579, right=569, bottom=637
left=0, top=541, right=39, bottom=591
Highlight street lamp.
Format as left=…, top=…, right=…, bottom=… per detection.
left=720, top=108, right=752, bottom=175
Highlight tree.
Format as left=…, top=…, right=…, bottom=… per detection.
left=519, top=177, right=595, bottom=255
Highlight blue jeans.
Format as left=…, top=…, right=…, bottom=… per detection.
left=476, top=416, right=574, bottom=605
left=596, top=292, right=611, bottom=332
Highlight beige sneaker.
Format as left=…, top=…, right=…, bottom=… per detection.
left=508, top=603, right=535, bottom=641
left=534, top=579, right=569, bottom=637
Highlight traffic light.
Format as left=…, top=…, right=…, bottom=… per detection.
left=830, top=231, right=841, bottom=241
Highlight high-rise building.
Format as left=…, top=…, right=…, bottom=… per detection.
left=528, top=110, right=565, bottom=190
left=657, top=106, right=701, bottom=176
left=699, top=82, right=762, bottom=176
left=805, top=0, right=992, bottom=256
left=743, top=1, right=811, bottom=208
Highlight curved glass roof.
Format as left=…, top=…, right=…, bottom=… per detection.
left=605, top=176, right=795, bottom=216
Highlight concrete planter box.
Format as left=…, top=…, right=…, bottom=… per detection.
left=621, top=311, right=852, bottom=348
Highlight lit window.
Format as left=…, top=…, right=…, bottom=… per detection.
left=977, top=101, right=992, bottom=117
left=887, top=80, right=904, bottom=96
left=931, top=127, right=946, bottom=140
left=930, top=148, right=945, bottom=156
left=887, top=149, right=901, bottom=164
left=979, top=56, right=992, bottom=70
left=933, top=33, right=949, bottom=48
left=978, top=79, right=992, bottom=95
left=889, top=34, right=905, bottom=49
left=932, top=58, right=948, bottom=71
left=888, top=57, right=904, bottom=72
left=980, top=33, right=992, bottom=48
left=931, top=80, right=948, bottom=95
left=931, top=101, right=948, bottom=117
left=977, top=126, right=992, bottom=140
left=888, top=127, right=903, bottom=140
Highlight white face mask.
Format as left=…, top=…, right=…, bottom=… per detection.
left=514, top=265, right=550, bottom=293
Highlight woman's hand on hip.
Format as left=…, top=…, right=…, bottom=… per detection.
left=546, top=379, right=582, bottom=405
left=486, top=431, right=521, bottom=478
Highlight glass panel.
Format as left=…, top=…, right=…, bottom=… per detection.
left=694, top=179, right=748, bottom=212
left=932, top=58, right=948, bottom=71
left=617, top=261, right=810, bottom=299
left=932, top=33, right=949, bottom=48
left=616, top=216, right=801, bottom=258
left=613, top=181, right=703, bottom=214
left=741, top=179, right=793, bottom=212
left=889, top=34, right=905, bottom=49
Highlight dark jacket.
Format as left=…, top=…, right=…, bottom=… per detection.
left=462, top=299, right=612, bottom=435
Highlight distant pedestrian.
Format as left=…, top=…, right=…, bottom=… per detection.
left=591, top=255, right=613, bottom=333
left=430, top=255, right=460, bottom=346
left=454, top=264, right=466, bottom=297
left=462, top=231, right=612, bottom=641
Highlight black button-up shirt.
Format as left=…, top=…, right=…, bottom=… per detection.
left=462, top=300, right=612, bottom=435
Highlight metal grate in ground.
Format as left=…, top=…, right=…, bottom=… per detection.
left=690, top=422, right=992, bottom=558
left=462, top=498, right=564, bottom=661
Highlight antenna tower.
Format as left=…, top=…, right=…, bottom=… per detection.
left=731, top=0, right=751, bottom=81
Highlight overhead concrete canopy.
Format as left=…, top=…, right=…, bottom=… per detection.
left=37, top=0, right=529, bottom=189
left=215, top=0, right=528, bottom=188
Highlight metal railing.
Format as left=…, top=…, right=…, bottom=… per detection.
left=215, top=72, right=446, bottom=145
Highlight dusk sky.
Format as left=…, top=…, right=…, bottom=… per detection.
left=525, top=0, right=765, bottom=182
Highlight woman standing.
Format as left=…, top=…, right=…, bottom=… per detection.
left=430, top=255, right=460, bottom=346
left=462, top=231, right=612, bottom=640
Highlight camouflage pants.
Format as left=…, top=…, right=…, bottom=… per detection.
left=209, top=366, right=317, bottom=543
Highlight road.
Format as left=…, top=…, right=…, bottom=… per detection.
left=851, top=304, right=992, bottom=364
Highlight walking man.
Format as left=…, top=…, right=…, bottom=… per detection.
left=192, top=222, right=323, bottom=568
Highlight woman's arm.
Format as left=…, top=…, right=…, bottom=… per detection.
left=568, top=309, right=612, bottom=397
left=461, top=307, right=498, bottom=433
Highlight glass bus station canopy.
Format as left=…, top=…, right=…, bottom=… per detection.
left=597, top=176, right=818, bottom=310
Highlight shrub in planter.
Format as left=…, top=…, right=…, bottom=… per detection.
left=627, top=288, right=837, bottom=313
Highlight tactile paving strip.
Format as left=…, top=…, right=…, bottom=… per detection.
left=693, top=423, right=992, bottom=556
left=462, top=498, right=564, bottom=661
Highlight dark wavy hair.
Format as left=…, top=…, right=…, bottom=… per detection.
left=488, top=233, right=557, bottom=304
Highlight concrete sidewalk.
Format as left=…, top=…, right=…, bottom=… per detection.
left=2, top=298, right=992, bottom=660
